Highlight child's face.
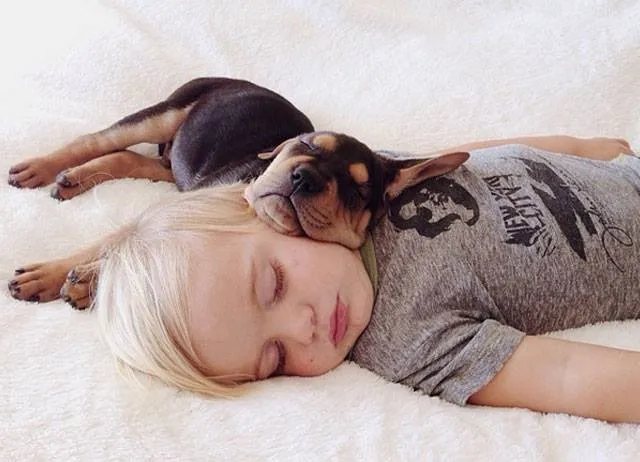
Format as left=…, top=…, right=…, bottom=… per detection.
left=187, top=225, right=375, bottom=381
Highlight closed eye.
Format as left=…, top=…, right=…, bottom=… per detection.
left=342, top=179, right=372, bottom=210
left=272, top=340, right=287, bottom=377
left=357, top=182, right=371, bottom=201
left=299, top=139, right=317, bottom=151
left=271, top=260, right=285, bottom=303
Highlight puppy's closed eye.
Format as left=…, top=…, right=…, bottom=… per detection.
left=357, top=182, right=372, bottom=201
left=300, top=139, right=318, bottom=152
left=341, top=179, right=372, bottom=209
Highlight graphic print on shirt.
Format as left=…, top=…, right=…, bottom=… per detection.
left=486, top=156, right=633, bottom=271
left=483, top=173, right=555, bottom=257
left=388, top=176, right=480, bottom=239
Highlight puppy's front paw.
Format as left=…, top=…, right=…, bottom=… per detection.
left=59, top=262, right=99, bottom=310
left=8, top=260, right=72, bottom=303
left=8, top=156, right=63, bottom=189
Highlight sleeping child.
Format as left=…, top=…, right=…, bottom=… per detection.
left=88, top=136, right=640, bottom=423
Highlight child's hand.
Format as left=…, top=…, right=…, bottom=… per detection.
left=575, top=137, right=635, bottom=161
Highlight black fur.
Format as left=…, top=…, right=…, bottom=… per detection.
left=162, top=78, right=314, bottom=190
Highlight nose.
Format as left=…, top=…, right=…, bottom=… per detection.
left=271, top=303, right=317, bottom=346
left=291, top=164, right=326, bottom=195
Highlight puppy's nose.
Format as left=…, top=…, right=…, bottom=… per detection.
left=291, top=164, right=326, bottom=195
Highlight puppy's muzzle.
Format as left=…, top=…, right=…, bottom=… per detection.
left=291, top=164, right=327, bottom=196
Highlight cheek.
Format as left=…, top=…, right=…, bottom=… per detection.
left=289, top=242, right=332, bottom=274
left=286, top=347, right=345, bottom=377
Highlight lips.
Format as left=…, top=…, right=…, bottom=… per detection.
left=330, top=296, right=348, bottom=346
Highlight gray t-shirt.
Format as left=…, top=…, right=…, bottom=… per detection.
left=350, top=145, right=640, bottom=405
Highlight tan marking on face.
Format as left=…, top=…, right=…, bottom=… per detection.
left=312, top=134, right=338, bottom=152
left=348, top=163, right=369, bottom=185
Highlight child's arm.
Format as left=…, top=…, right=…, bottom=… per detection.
left=468, top=335, right=640, bottom=423
left=433, top=136, right=633, bottom=161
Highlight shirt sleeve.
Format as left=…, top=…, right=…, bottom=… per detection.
left=396, top=314, right=526, bottom=405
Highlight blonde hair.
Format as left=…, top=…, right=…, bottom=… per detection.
left=94, top=182, right=263, bottom=397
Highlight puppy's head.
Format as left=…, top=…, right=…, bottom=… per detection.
left=244, top=131, right=469, bottom=249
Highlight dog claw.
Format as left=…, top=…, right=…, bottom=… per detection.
left=55, top=171, right=72, bottom=187
left=14, top=268, right=25, bottom=275
left=67, top=270, right=79, bottom=284
left=27, top=294, right=40, bottom=303
left=8, top=179, right=21, bottom=188
left=62, top=295, right=79, bottom=310
left=50, top=187, right=62, bottom=201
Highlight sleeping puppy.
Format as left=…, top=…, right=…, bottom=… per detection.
left=8, top=77, right=313, bottom=198
left=244, top=131, right=469, bottom=249
left=7, top=77, right=313, bottom=307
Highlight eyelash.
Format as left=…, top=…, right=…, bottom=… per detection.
left=272, top=260, right=285, bottom=303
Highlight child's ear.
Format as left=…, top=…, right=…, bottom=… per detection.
left=385, top=151, right=469, bottom=200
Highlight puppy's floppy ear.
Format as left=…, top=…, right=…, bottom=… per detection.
left=385, top=151, right=469, bottom=200
left=257, top=138, right=295, bottom=160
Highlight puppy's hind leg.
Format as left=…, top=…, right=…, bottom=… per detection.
left=51, top=150, right=174, bottom=201
left=8, top=99, right=195, bottom=189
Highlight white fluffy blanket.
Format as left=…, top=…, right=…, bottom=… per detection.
left=2, top=1, right=640, bottom=460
